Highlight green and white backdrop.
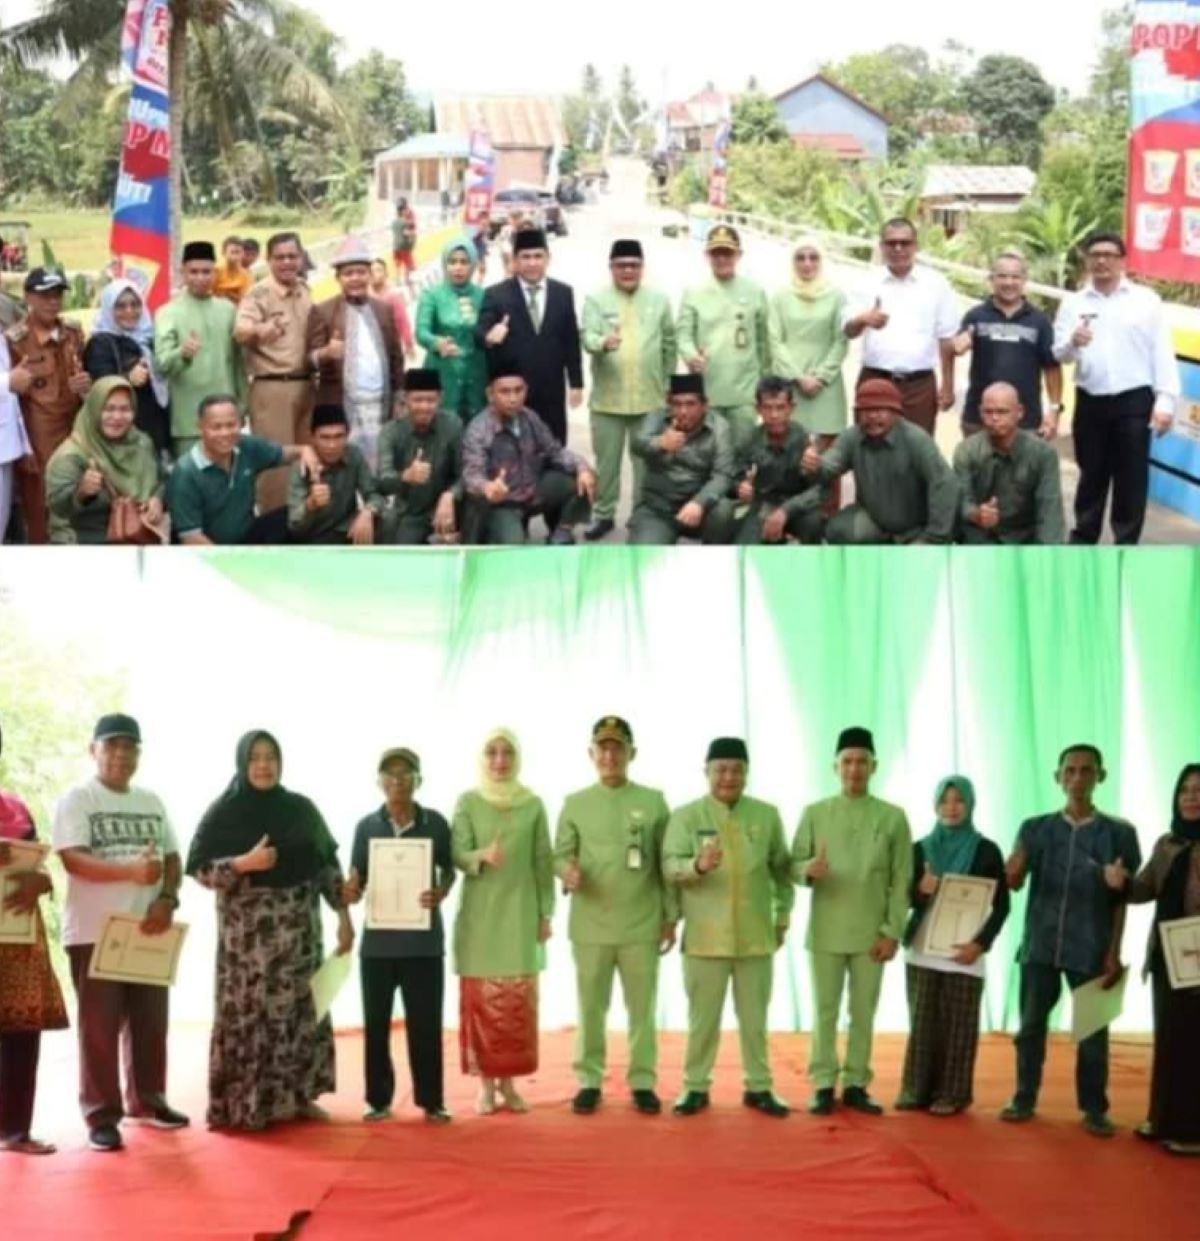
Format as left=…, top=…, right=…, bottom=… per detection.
left=1, top=547, right=1197, bottom=1036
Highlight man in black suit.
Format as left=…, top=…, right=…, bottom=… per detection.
left=477, top=227, right=584, bottom=444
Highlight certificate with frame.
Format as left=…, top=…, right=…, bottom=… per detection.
left=1159, top=916, right=1200, bottom=990
left=88, top=913, right=188, bottom=987
left=919, top=875, right=996, bottom=959
left=366, top=837, right=433, bottom=932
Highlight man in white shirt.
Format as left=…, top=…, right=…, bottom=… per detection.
left=843, top=218, right=960, bottom=436
left=0, top=326, right=33, bottom=542
left=1052, top=231, right=1179, bottom=544
left=53, top=714, right=188, bottom=1153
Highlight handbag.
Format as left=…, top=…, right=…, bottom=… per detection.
left=104, top=480, right=166, bottom=546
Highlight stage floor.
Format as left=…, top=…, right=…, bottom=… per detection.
left=1, top=1027, right=1195, bottom=1240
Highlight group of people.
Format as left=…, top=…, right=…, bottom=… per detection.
left=1, top=716, right=1197, bottom=1161
left=0, top=214, right=1181, bottom=547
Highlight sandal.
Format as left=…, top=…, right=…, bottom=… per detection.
left=1, top=1136, right=56, bottom=1155
left=929, top=1102, right=963, bottom=1117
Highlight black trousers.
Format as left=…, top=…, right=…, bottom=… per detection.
left=1071, top=386, right=1154, bottom=545
left=361, top=955, right=445, bottom=1112
left=0, top=1031, right=41, bottom=1140
left=461, top=471, right=590, bottom=544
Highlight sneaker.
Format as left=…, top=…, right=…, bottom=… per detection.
left=88, top=1124, right=124, bottom=1153
left=631, top=1090, right=662, bottom=1115
left=126, top=1104, right=190, bottom=1130
left=362, top=1107, right=392, bottom=1123
left=584, top=518, right=615, bottom=542
left=842, top=1087, right=884, bottom=1116
left=1000, top=1101, right=1036, bottom=1123
left=423, top=1108, right=452, bottom=1125
left=1082, top=1113, right=1116, bottom=1138
left=572, top=1088, right=602, bottom=1115
left=808, top=1088, right=836, bottom=1116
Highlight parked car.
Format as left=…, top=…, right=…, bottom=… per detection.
left=537, top=191, right=568, bottom=237
left=489, top=187, right=545, bottom=237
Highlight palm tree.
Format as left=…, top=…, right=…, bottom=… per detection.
left=1, top=0, right=343, bottom=266
left=1016, top=196, right=1099, bottom=289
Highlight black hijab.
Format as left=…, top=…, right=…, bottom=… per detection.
left=1155, top=764, right=1200, bottom=944
left=186, top=730, right=338, bottom=889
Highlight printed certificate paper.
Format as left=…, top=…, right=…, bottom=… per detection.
left=1160, top=916, right=1200, bottom=991
left=920, top=876, right=997, bottom=959
left=89, top=913, right=188, bottom=986
left=366, top=837, right=433, bottom=932
left=0, top=841, right=52, bottom=946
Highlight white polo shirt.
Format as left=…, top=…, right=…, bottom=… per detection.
left=843, top=265, right=961, bottom=374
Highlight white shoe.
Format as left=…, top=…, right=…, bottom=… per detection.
left=499, top=1082, right=529, bottom=1114
left=475, top=1085, right=496, bottom=1116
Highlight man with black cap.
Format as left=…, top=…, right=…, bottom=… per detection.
left=580, top=240, right=677, bottom=540
left=676, top=224, right=768, bottom=444
left=51, top=714, right=188, bottom=1152
left=3, top=267, right=90, bottom=542
left=343, top=747, right=455, bottom=1124
left=792, top=727, right=913, bottom=1117
left=802, top=377, right=959, bottom=544
left=477, top=227, right=584, bottom=445
left=461, top=368, right=595, bottom=544
left=286, top=404, right=383, bottom=545
left=554, top=717, right=676, bottom=1116
left=628, top=374, right=736, bottom=544
left=154, top=241, right=245, bottom=458
left=664, top=737, right=794, bottom=1118
left=377, top=368, right=463, bottom=544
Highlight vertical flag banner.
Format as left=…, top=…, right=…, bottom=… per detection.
left=1127, top=3, right=1200, bottom=281
left=110, top=0, right=172, bottom=311
left=463, top=128, right=495, bottom=228
left=709, top=116, right=731, bottom=209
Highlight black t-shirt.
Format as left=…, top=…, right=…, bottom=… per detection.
left=961, top=299, right=1056, bottom=427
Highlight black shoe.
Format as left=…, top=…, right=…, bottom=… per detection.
left=572, top=1088, right=602, bottom=1115
left=1082, top=1112, right=1116, bottom=1139
left=88, top=1124, right=124, bottom=1153
left=894, top=1095, right=927, bottom=1112
left=126, top=1103, right=190, bottom=1130
left=424, top=1107, right=452, bottom=1125
left=672, top=1091, right=710, bottom=1116
left=1135, top=1121, right=1157, bottom=1141
left=999, top=1101, right=1036, bottom=1124
left=631, top=1090, right=662, bottom=1115
left=584, top=518, right=615, bottom=541
left=842, top=1087, right=884, bottom=1116
left=743, top=1091, right=789, bottom=1118
left=808, top=1088, right=836, bottom=1116
left=547, top=527, right=576, bottom=546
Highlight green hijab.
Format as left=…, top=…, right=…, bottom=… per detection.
left=441, top=234, right=480, bottom=290
left=63, top=375, right=159, bottom=501
left=922, top=775, right=983, bottom=877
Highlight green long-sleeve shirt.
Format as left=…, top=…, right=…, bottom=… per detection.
left=735, top=423, right=825, bottom=516
left=663, top=795, right=795, bottom=959
left=414, top=282, right=488, bottom=420
left=816, top=420, right=960, bottom=543
left=451, top=791, right=555, bottom=977
left=767, top=287, right=849, bottom=435
left=676, top=275, right=768, bottom=408
left=632, top=411, right=735, bottom=514
left=952, top=429, right=1066, bottom=545
left=791, top=794, right=913, bottom=954
left=286, top=445, right=382, bottom=542
left=376, top=413, right=463, bottom=517
left=554, top=781, right=678, bottom=945
left=582, top=285, right=676, bottom=415
left=154, top=293, right=245, bottom=439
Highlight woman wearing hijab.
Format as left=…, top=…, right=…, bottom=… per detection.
left=1126, top=763, right=1200, bottom=1156
left=452, top=728, right=554, bottom=1116
left=186, top=730, right=353, bottom=1132
left=44, top=376, right=164, bottom=544
left=85, top=280, right=170, bottom=459
left=415, top=236, right=487, bottom=422
left=897, top=776, right=1009, bottom=1115
left=0, top=722, right=67, bottom=1155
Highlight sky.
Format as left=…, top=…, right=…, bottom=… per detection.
left=0, top=0, right=1121, bottom=100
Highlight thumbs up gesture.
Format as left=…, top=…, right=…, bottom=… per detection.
left=862, top=297, right=889, bottom=331
left=239, top=834, right=278, bottom=875
left=687, top=350, right=707, bottom=375
left=323, top=329, right=345, bottom=363
left=975, top=496, right=1001, bottom=530
left=484, top=465, right=510, bottom=504
left=403, top=448, right=432, bottom=486
left=6, top=360, right=34, bottom=395
left=79, top=458, right=105, bottom=499
left=130, top=841, right=163, bottom=886
left=801, top=444, right=822, bottom=476
left=486, top=314, right=511, bottom=346
left=918, top=861, right=939, bottom=897
left=307, top=464, right=331, bottom=511
left=563, top=858, right=582, bottom=893
left=806, top=841, right=830, bottom=882
left=182, top=330, right=202, bottom=360
left=1103, top=858, right=1130, bottom=893
left=480, top=836, right=504, bottom=869
left=737, top=464, right=757, bottom=504
left=659, top=423, right=687, bottom=454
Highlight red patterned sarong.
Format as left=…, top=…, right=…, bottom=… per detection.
left=459, top=976, right=538, bottom=1077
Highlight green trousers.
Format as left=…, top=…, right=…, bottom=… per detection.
left=826, top=505, right=913, bottom=546
left=682, top=954, right=774, bottom=1093
left=589, top=411, right=649, bottom=521
left=572, top=941, right=660, bottom=1090
left=808, top=950, right=885, bottom=1090
left=709, top=404, right=758, bottom=449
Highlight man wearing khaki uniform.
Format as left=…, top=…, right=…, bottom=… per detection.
left=555, top=717, right=676, bottom=1115
left=234, top=231, right=315, bottom=510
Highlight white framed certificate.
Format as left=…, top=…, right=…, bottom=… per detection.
left=0, top=841, right=52, bottom=946
left=366, top=837, right=433, bottom=932
left=1160, top=916, right=1200, bottom=991
left=88, top=913, right=189, bottom=987
left=920, top=875, right=997, bottom=959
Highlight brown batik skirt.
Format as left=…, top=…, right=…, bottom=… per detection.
left=900, top=964, right=984, bottom=1108
left=459, top=976, right=538, bottom=1078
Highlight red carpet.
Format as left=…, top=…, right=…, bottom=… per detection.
left=1, top=1028, right=1196, bottom=1240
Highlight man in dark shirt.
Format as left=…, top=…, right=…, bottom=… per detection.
left=954, top=251, right=1062, bottom=438
left=1002, top=744, right=1142, bottom=1138
left=344, top=747, right=455, bottom=1124
left=286, top=404, right=382, bottom=545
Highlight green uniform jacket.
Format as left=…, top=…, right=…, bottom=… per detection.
left=45, top=439, right=164, bottom=545
left=553, top=781, right=678, bottom=945
left=952, top=429, right=1066, bottom=545
left=451, top=791, right=555, bottom=977
left=415, top=282, right=488, bottom=420
left=767, top=287, right=849, bottom=435
left=676, top=275, right=768, bottom=409
left=376, top=413, right=464, bottom=516
left=664, top=795, right=795, bottom=958
left=582, top=285, right=677, bottom=415
left=791, top=794, right=913, bottom=954
left=735, top=423, right=825, bottom=516
left=286, top=444, right=383, bottom=541
left=154, top=293, right=245, bottom=439
left=632, top=411, right=735, bottom=514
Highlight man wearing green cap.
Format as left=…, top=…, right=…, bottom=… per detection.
left=676, top=225, right=768, bottom=445
left=792, top=727, right=912, bottom=1116
left=664, top=737, right=794, bottom=1118
left=554, top=717, right=676, bottom=1115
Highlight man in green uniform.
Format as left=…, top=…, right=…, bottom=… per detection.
left=554, top=717, right=677, bottom=1116
left=664, top=737, right=794, bottom=1118
left=286, top=404, right=383, bottom=545
left=792, top=727, right=912, bottom=1116
left=629, top=374, right=735, bottom=544
left=676, top=224, right=768, bottom=444
left=581, top=240, right=677, bottom=541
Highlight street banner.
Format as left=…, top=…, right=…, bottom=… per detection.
left=463, top=128, right=495, bottom=228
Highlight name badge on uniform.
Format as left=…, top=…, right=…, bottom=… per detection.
left=735, top=309, right=749, bottom=351
left=627, top=811, right=646, bottom=870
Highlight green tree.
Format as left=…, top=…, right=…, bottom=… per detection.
left=962, top=54, right=1057, bottom=164
left=730, top=92, right=788, bottom=147
left=616, top=64, right=641, bottom=132
left=341, top=50, right=427, bottom=154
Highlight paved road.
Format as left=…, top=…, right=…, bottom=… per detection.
left=476, top=157, right=1200, bottom=545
